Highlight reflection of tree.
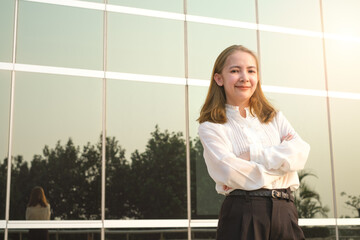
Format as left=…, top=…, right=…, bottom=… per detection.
left=340, top=192, right=360, bottom=217
left=130, top=126, right=188, bottom=218
left=294, top=170, right=329, bottom=218
left=0, top=126, right=198, bottom=220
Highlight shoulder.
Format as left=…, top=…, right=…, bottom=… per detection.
left=198, top=121, right=225, bottom=134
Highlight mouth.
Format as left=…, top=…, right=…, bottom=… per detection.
left=236, top=86, right=250, bottom=90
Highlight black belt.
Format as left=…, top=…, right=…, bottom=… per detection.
left=229, top=188, right=294, bottom=202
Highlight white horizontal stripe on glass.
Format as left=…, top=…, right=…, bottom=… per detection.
left=106, top=4, right=184, bottom=21
left=187, top=78, right=210, bottom=87
left=14, top=63, right=105, bottom=78
left=263, top=85, right=327, bottom=97
left=26, top=0, right=105, bottom=11
left=1, top=62, right=360, bottom=100
left=7, top=220, right=102, bottom=229
left=186, top=15, right=257, bottom=30
left=104, top=220, right=188, bottom=228
left=106, top=71, right=186, bottom=85
left=0, top=220, right=6, bottom=228
left=25, top=0, right=360, bottom=43
left=190, top=219, right=218, bottom=228
left=0, top=62, right=13, bottom=71
left=4, top=218, right=360, bottom=229
left=337, top=218, right=360, bottom=226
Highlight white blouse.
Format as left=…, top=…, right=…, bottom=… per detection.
left=198, top=104, right=310, bottom=195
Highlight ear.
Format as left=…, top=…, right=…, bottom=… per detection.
left=214, top=73, right=223, bottom=86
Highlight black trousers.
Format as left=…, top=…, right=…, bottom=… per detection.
left=216, top=194, right=305, bottom=240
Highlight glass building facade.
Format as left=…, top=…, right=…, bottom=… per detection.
left=1, top=0, right=360, bottom=239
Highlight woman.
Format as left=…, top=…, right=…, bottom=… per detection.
left=198, top=45, right=310, bottom=240
left=26, top=186, right=51, bottom=240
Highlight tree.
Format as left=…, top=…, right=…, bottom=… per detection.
left=340, top=192, right=360, bottom=217
left=294, top=170, right=329, bottom=218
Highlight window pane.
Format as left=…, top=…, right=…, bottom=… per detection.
left=106, top=79, right=186, bottom=219
left=189, top=85, right=223, bottom=218
left=188, top=23, right=257, bottom=80
left=108, top=0, right=183, bottom=13
left=11, top=72, right=102, bottom=220
left=8, top=228, right=101, bottom=240
left=106, top=228, right=188, bottom=240
left=187, top=0, right=256, bottom=22
left=267, top=93, right=334, bottom=218
left=16, top=1, right=103, bottom=70
left=0, top=71, right=11, bottom=219
left=0, top=0, right=14, bottom=62
left=258, top=0, right=321, bottom=31
left=326, top=39, right=360, bottom=93
left=339, top=226, right=360, bottom=239
left=259, top=32, right=325, bottom=90
left=302, top=226, right=336, bottom=239
left=330, top=98, right=360, bottom=218
left=323, top=0, right=360, bottom=37
left=108, top=13, right=184, bottom=78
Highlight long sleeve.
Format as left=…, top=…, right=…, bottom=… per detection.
left=250, top=112, right=310, bottom=173
left=199, top=122, right=283, bottom=193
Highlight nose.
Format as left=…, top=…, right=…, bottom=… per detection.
left=239, top=70, right=249, bottom=82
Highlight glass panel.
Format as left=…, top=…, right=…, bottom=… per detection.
left=258, top=0, right=321, bottom=31
left=108, top=13, right=184, bottom=78
left=330, top=98, right=360, bottom=218
left=108, top=0, right=183, bottom=13
left=302, top=226, right=336, bottom=239
left=16, top=1, right=103, bottom=70
left=326, top=39, right=360, bottom=93
left=339, top=226, right=360, bottom=239
left=323, top=0, right=360, bottom=37
left=106, top=228, right=188, bottom=240
left=8, top=228, right=101, bottom=240
left=189, top=85, right=224, bottom=218
left=0, top=71, right=11, bottom=219
left=106, top=79, right=186, bottom=219
left=187, top=0, right=256, bottom=22
left=0, top=0, right=14, bottom=62
left=191, top=228, right=216, bottom=240
left=11, top=72, right=102, bottom=220
left=267, top=93, right=334, bottom=218
left=188, top=23, right=257, bottom=80
left=259, top=32, right=325, bottom=90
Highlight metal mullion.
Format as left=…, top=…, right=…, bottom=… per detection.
left=319, top=0, right=339, bottom=239
left=183, top=0, right=192, bottom=239
left=101, top=1, right=108, bottom=240
left=5, top=0, right=19, bottom=240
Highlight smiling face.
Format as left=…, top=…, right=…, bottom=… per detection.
left=214, top=50, right=258, bottom=108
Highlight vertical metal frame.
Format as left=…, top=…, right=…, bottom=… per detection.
left=319, top=0, right=339, bottom=239
left=183, top=0, right=192, bottom=239
left=101, top=1, right=108, bottom=240
left=4, top=0, right=19, bottom=239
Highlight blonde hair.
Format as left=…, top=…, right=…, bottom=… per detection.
left=198, top=45, right=276, bottom=124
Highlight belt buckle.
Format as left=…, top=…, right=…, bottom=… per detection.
left=271, top=190, right=281, bottom=199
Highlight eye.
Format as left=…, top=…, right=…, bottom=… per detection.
left=230, top=69, right=239, bottom=73
left=249, top=69, right=256, bottom=74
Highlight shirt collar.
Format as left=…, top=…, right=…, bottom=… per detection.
left=225, top=104, right=255, bottom=120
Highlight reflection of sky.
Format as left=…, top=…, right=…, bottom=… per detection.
left=0, top=71, right=11, bottom=161
left=1, top=0, right=360, bottom=218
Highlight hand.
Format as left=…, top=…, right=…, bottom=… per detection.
left=223, top=185, right=232, bottom=191
left=281, top=133, right=294, bottom=142
left=239, top=151, right=250, bottom=161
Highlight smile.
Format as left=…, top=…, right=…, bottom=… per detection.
left=236, top=86, right=250, bottom=89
